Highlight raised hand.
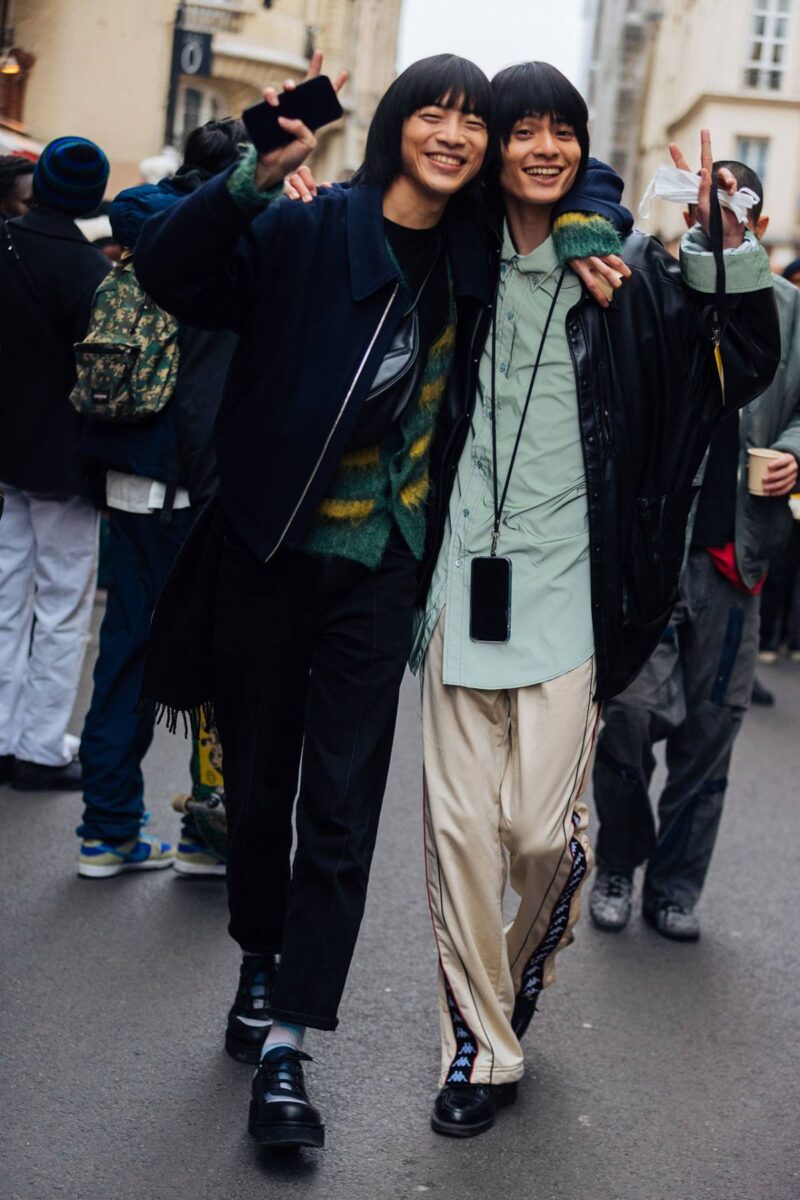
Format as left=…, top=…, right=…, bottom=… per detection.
left=255, top=50, right=348, bottom=192
left=669, top=129, right=744, bottom=249
left=284, top=165, right=332, bottom=203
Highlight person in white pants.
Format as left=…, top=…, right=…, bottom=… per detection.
left=0, top=135, right=110, bottom=789
left=0, top=486, right=98, bottom=783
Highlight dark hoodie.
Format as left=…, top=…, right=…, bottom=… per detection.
left=80, top=167, right=238, bottom=508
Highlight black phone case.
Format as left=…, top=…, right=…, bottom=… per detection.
left=469, top=556, right=512, bottom=643
left=242, top=75, right=343, bottom=154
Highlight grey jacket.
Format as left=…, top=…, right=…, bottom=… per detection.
left=736, top=273, right=800, bottom=587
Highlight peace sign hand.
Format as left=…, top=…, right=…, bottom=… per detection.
left=668, top=128, right=744, bottom=249
left=254, top=50, right=348, bottom=192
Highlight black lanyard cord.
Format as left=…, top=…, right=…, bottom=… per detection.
left=489, top=267, right=565, bottom=555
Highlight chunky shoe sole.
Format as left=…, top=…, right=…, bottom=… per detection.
left=248, top=1101, right=325, bottom=1148
left=642, top=906, right=700, bottom=942
left=225, top=1026, right=270, bottom=1065
left=589, top=907, right=631, bottom=933
left=173, top=857, right=226, bottom=878
left=430, top=1081, right=518, bottom=1139
left=78, top=857, right=175, bottom=879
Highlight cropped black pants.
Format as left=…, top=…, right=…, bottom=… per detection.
left=212, top=528, right=417, bottom=1030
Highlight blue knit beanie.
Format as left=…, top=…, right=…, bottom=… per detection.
left=33, top=136, right=109, bottom=216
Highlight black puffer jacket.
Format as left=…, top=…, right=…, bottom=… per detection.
left=423, top=228, right=781, bottom=702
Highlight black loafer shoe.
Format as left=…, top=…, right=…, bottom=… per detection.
left=511, top=994, right=538, bottom=1041
left=0, top=755, right=14, bottom=785
left=11, top=758, right=82, bottom=792
left=248, top=1047, right=325, bottom=1148
left=225, top=954, right=279, bottom=1064
left=431, top=1080, right=518, bottom=1138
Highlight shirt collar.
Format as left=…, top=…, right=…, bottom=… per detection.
left=501, top=220, right=559, bottom=276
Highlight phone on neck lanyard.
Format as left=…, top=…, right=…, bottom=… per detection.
left=468, top=270, right=565, bottom=643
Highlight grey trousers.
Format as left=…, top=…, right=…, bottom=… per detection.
left=592, top=551, right=760, bottom=909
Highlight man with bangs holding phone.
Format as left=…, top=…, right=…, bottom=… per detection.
left=408, top=61, right=779, bottom=1138
left=135, top=52, right=632, bottom=1148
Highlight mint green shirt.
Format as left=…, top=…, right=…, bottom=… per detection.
left=411, top=226, right=593, bottom=687
left=410, top=224, right=769, bottom=688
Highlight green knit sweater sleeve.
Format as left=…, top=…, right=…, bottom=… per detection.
left=226, top=144, right=284, bottom=214
left=551, top=212, right=622, bottom=266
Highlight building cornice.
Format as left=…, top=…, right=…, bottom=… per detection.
left=212, top=35, right=310, bottom=74
left=666, top=90, right=800, bottom=135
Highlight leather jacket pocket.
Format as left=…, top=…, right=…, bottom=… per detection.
left=622, top=486, right=698, bottom=630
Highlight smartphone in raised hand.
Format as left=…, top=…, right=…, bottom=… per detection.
left=242, top=75, right=344, bottom=154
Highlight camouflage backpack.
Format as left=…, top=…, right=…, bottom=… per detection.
left=70, top=259, right=179, bottom=422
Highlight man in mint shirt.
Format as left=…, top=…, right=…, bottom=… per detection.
left=416, top=62, right=779, bottom=1139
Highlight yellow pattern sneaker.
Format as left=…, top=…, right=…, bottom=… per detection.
left=78, top=833, right=175, bottom=878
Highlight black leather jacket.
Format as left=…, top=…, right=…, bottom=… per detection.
left=422, top=229, right=780, bottom=702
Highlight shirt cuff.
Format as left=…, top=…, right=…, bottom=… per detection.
left=679, top=227, right=774, bottom=294
left=226, top=145, right=284, bottom=213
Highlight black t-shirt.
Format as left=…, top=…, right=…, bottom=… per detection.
left=383, top=217, right=450, bottom=350
left=346, top=219, right=450, bottom=449
left=691, top=411, right=740, bottom=549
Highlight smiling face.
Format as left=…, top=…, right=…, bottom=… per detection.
left=399, top=102, right=489, bottom=201
left=498, top=113, right=582, bottom=210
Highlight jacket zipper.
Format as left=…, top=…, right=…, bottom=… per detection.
left=264, top=282, right=400, bottom=563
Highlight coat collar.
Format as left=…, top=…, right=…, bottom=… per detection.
left=12, top=206, right=91, bottom=244
left=346, top=184, right=491, bottom=306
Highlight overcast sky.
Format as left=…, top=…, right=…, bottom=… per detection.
left=397, top=0, right=589, bottom=88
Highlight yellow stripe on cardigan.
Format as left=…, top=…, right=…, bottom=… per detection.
left=409, top=431, right=433, bottom=461
left=317, top=497, right=376, bottom=522
left=339, top=445, right=381, bottom=470
left=419, top=376, right=446, bottom=409
left=400, top=473, right=430, bottom=510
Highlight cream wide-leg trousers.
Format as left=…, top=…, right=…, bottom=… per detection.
left=422, top=612, right=599, bottom=1087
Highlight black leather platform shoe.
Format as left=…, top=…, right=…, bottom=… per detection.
left=225, top=954, right=279, bottom=1064
left=248, top=1047, right=325, bottom=1148
left=431, top=1080, right=518, bottom=1138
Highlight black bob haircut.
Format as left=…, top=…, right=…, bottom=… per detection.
left=355, top=54, right=494, bottom=189
left=491, top=61, right=590, bottom=172
left=713, top=159, right=764, bottom=224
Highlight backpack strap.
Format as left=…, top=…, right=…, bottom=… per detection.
left=157, top=452, right=181, bottom=525
left=3, top=221, right=63, bottom=341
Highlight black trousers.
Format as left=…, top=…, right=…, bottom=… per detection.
left=212, top=529, right=417, bottom=1030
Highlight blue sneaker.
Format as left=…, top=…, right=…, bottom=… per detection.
left=174, top=835, right=225, bottom=878
left=78, top=833, right=175, bottom=878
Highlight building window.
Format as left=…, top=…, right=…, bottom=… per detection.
left=735, top=136, right=770, bottom=184
left=743, top=0, right=792, bottom=90
left=178, top=84, right=221, bottom=139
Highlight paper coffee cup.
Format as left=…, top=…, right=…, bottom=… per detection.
left=747, top=448, right=781, bottom=496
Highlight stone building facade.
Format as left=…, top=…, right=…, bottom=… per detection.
left=1, top=0, right=402, bottom=192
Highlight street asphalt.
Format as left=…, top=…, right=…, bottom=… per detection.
left=2, top=594, right=799, bottom=1200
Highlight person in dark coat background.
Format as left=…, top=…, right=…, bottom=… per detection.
left=0, top=136, right=110, bottom=792
left=75, top=119, right=243, bottom=880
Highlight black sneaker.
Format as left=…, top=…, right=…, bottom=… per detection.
left=0, top=755, right=14, bottom=785
left=589, top=870, right=633, bottom=932
left=11, top=758, right=82, bottom=792
left=431, top=1080, right=518, bottom=1138
left=751, top=676, right=775, bottom=706
left=225, top=954, right=279, bottom=1064
left=643, top=898, right=700, bottom=941
left=248, top=1046, right=325, bottom=1148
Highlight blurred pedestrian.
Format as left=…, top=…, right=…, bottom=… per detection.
left=0, top=154, right=34, bottom=219
left=0, top=137, right=110, bottom=790
left=590, top=161, right=800, bottom=942
left=74, top=119, right=244, bottom=879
